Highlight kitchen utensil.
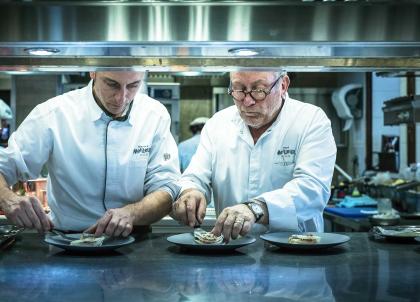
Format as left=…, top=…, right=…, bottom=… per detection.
left=49, top=229, right=75, bottom=241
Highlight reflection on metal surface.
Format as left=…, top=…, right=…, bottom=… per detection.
left=1, top=233, right=419, bottom=301
left=0, top=2, right=420, bottom=70
left=228, top=47, right=260, bottom=56
left=1, top=2, right=420, bottom=42
left=24, top=48, right=61, bottom=56
left=1, top=56, right=420, bottom=72
left=376, top=71, right=420, bottom=77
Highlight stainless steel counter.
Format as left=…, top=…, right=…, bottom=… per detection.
left=323, top=210, right=420, bottom=232
left=0, top=232, right=419, bottom=302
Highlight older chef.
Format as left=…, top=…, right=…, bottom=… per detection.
left=172, top=70, right=336, bottom=241
left=0, top=71, right=180, bottom=237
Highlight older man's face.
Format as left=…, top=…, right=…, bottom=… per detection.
left=230, top=72, right=289, bottom=129
left=90, top=71, right=144, bottom=117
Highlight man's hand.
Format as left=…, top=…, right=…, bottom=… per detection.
left=211, top=204, right=255, bottom=243
left=1, top=195, right=53, bottom=233
left=172, top=189, right=207, bottom=227
left=85, top=208, right=134, bottom=237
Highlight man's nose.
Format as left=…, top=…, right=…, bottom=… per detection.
left=242, top=93, right=256, bottom=107
left=115, top=87, right=128, bottom=103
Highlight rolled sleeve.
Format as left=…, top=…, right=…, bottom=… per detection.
left=158, top=182, right=181, bottom=202
left=0, top=106, right=52, bottom=185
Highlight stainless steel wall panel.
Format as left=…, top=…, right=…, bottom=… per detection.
left=1, top=2, right=420, bottom=42
left=1, top=1, right=420, bottom=71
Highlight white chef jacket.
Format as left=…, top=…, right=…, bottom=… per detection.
left=0, top=81, right=180, bottom=230
left=179, top=96, right=336, bottom=232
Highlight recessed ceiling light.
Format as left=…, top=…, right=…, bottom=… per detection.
left=25, top=48, right=60, bottom=56
left=176, top=71, right=202, bottom=76
left=228, top=48, right=259, bottom=57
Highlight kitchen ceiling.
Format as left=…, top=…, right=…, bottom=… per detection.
left=1, top=0, right=420, bottom=72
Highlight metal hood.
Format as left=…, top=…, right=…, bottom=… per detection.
left=1, top=0, right=420, bottom=72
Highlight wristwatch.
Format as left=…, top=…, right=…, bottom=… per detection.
left=243, top=200, right=264, bottom=222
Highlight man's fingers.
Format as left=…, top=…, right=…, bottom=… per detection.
left=23, top=203, right=42, bottom=233
left=185, top=198, right=198, bottom=227
left=176, top=199, right=188, bottom=224
left=7, top=199, right=30, bottom=228
left=212, top=211, right=228, bottom=236
left=29, top=197, right=51, bottom=232
left=16, top=202, right=33, bottom=229
left=196, top=197, right=207, bottom=224
left=95, top=212, right=113, bottom=236
left=231, top=217, right=245, bottom=240
left=112, top=219, right=126, bottom=237
left=14, top=215, right=25, bottom=228
left=104, top=215, right=121, bottom=237
left=221, top=215, right=236, bottom=242
left=173, top=200, right=188, bottom=225
left=84, top=222, right=98, bottom=234
left=240, top=220, right=252, bottom=236
left=121, top=223, right=133, bottom=237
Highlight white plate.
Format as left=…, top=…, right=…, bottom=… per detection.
left=260, top=232, right=350, bottom=250
left=167, top=233, right=256, bottom=251
left=44, top=233, right=135, bottom=252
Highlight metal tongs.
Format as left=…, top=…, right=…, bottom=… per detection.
left=49, top=229, right=75, bottom=241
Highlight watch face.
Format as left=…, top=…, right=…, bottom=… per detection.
left=250, top=203, right=264, bottom=217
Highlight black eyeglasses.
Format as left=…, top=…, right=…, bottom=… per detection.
left=228, top=77, right=281, bottom=102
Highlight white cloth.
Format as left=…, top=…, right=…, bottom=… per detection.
left=0, top=81, right=180, bottom=230
left=179, top=96, right=336, bottom=233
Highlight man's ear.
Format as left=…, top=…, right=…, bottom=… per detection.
left=89, top=72, right=96, bottom=80
left=281, top=75, right=290, bottom=92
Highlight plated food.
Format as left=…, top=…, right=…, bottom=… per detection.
left=69, top=233, right=108, bottom=247
left=287, top=233, right=321, bottom=244
left=44, top=233, right=135, bottom=252
left=167, top=232, right=256, bottom=251
left=260, top=232, right=350, bottom=250
left=193, top=228, right=224, bottom=244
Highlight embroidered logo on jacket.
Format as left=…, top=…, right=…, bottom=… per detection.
left=275, top=146, right=296, bottom=166
left=133, top=145, right=151, bottom=156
